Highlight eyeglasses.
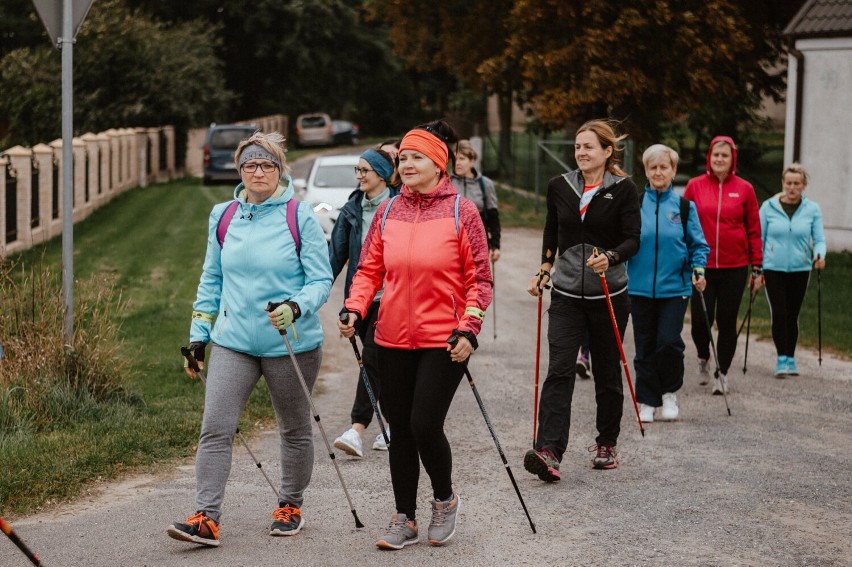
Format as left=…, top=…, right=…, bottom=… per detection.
left=242, top=162, right=278, bottom=174
left=354, top=167, right=374, bottom=176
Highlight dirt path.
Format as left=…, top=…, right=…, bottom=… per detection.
left=5, top=227, right=851, bottom=567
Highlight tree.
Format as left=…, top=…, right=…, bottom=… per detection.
left=0, top=0, right=233, bottom=160
left=494, top=0, right=803, bottom=162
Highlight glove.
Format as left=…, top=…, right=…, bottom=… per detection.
left=183, top=341, right=207, bottom=368
left=270, top=301, right=300, bottom=331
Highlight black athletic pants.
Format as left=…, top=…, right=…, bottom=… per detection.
left=690, top=266, right=749, bottom=375
left=350, top=301, right=384, bottom=426
left=535, top=291, right=629, bottom=459
left=763, top=270, right=811, bottom=357
left=377, top=346, right=464, bottom=519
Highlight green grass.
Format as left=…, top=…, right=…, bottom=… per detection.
left=1, top=178, right=275, bottom=515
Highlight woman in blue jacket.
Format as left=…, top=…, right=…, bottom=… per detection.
left=628, top=145, right=709, bottom=422
left=759, top=163, right=826, bottom=377
left=167, top=131, right=333, bottom=546
left=330, top=148, right=397, bottom=457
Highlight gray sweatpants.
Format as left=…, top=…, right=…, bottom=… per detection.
left=195, top=344, right=322, bottom=521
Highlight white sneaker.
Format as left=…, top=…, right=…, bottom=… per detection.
left=698, top=359, right=710, bottom=385
left=372, top=429, right=390, bottom=451
left=638, top=403, right=655, bottom=423
left=333, top=428, right=363, bottom=457
left=711, top=374, right=729, bottom=395
left=660, top=393, right=679, bottom=421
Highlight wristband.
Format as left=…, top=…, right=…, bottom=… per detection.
left=536, top=270, right=550, bottom=278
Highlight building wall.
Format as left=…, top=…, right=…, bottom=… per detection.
left=785, top=37, right=852, bottom=251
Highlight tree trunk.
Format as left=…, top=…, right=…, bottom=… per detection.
left=497, top=90, right=513, bottom=173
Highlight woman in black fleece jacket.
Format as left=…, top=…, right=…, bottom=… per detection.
left=525, top=119, right=640, bottom=479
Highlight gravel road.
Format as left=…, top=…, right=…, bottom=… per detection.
left=4, top=178, right=850, bottom=566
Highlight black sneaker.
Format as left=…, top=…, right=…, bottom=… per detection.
left=167, top=512, right=220, bottom=547
left=270, top=503, right=304, bottom=536
left=590, top=443, right=618, bottom=470
left=523, top=448, right=561, bottom=482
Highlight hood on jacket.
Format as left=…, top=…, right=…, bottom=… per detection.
left=450, top=168, right=483, bottom=183
left=400, top=176, right=458, bottom=203
left=705, top=135, right=738, bottom=177
left=233, top=174, right=295, bottom=206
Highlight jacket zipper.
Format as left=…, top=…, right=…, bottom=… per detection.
left=714, top=181, right=723, bottom=268
left=407, top=195, right=421, bottom=348
left=653, top=194, right=659, bottom=299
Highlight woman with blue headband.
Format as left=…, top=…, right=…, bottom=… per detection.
left=331, top=148, right=398, bottom=458
left=167, top=131, right=332, bottom=547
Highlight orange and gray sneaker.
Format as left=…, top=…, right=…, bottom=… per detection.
left=167, top=511, right=220, bottom=547
left=376, top=513, right=419, bottom=550
left=270, top=503, right=304, bottom=536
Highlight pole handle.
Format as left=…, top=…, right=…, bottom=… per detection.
left=180, top=346, right=201, bottom=372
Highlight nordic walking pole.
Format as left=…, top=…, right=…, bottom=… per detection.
left=817, top=254, right=823, bottom=366
left=268, top=302, right=364, bottom=529
left=447, top=334, right=536, bottom=534
left=181, top=347, right=279, bottom=497
left=1, top=516, right=42, bottom=566
left=338, top=313, right=389, bottom=447
left=697, top=290, right=732, bottom=416
left=736, top=290, right=757, bottom=340
left=592, top=249, right=644, bottom=437
left=491, top=259, right=497, bottom=340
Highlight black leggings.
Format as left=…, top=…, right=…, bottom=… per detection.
left=763, top=270, right=811, bottom=357
left=377, top=346, right=464, bottom=519
left=690, top=267, right=749, bottom=375
left=350, top=301, right=384, bottom=426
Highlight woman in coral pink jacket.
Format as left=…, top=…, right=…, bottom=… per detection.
left=684, top=136, right=763, bottom=395
left=339, top=120, right=492, bottom=551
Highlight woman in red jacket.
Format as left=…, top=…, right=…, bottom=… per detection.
left=684, top=136, right=763, bottom=395
left=338, top=120, right=492, bottom=551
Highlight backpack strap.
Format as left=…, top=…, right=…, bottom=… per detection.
left=217, top=199, right=301, bottom=258
left=380, top=195, right=400, bottom=232
left=478, top=176, right=493, bottom=210
left=216, top=201, right=240, bottom=247
left=454, top=194, right=461, bottom=235
left=286, top=199, right=301, bottom=257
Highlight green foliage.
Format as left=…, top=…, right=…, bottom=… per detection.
left=0, top=0, right=233, bottom=149
left=0, top=258, right=135, bottom=434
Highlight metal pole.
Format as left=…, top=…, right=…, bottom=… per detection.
left=61, top=0, right=75, bottom=345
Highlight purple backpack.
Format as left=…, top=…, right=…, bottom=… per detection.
left=216, top=199, right=301, bottom=256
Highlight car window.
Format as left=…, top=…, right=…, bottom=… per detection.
left=210, top=129, right=254, bottom=150
left=300, top=116, right=328, bottom=128
left=314, top=165, right=357, bottom=188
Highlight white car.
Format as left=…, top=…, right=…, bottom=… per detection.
left=293, top=154, right=360, bottom=240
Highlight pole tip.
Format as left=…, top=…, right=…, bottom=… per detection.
left=727, top=408, right=732, bottom=416
left=352, top=511, right=364, bottom=529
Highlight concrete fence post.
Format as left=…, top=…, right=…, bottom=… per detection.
left=32, top=143, right=53, bottom=244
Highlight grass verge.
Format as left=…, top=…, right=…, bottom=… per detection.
left=0, top=179, right=275, bottom=516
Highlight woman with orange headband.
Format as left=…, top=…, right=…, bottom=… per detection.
left=339, top=119, right=492, bottom=550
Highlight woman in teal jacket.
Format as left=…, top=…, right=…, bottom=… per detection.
left=628, top=144, right=709, bottom=423
left=168, top=131, right=332, bottom=547
left=759, top=163, right=826, bottom=377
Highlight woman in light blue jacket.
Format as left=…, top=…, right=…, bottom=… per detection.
left=759, top=163, right=826, bottom=377
left=628, top=144, right=709, bottom=423
left=167, top=131, right=332, bottom=547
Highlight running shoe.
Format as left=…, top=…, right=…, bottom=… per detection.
left=270, top=503, right=304, bottom=536
left=376, top=513, right=419, bottom=550
left=786, top=357, right=799, bottom=376
left=428, top=493, right=460, bottom=546
left=638, top=403, right=655, bottom=423
left=576, top=351, right=592, bottom=379
left=333, top=427, right=364, bottom=458
left=698, top=359, right=710, bottom=385
left=660, top=393, right=679, bottom=421
left=591, top=443, right=618, bottom=470
left=167, top=512, right=220, bottom=547
left=523, top=448, right=560, bottom=482
left=373, top=429, right=390, bottom=451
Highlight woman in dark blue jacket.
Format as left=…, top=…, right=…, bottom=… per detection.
left=329, top=148, right=397, bottom=457
left=759, top=163, right=826, bottom=377
left=628, top=144, right=709, bottom=423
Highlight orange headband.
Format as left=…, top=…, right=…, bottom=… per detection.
left=399, top=129, right=449, bottom=172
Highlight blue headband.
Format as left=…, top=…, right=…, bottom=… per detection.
left=361, top=148, right=394, bottom=185
left=239, top=144, right=281, bottom=168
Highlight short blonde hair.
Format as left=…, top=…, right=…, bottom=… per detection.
left=457, top=140, right=478, bottom=161
left=234, top=131, right=290, bottom=176
left=642, top=144, right=679, bottom=169
left=782, top=162, right=809, bottom=186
